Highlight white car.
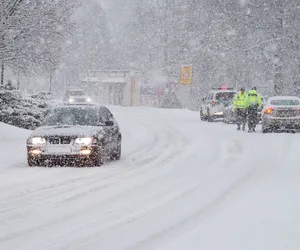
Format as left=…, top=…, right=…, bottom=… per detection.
left=63, top=89, right=92, bottom=105
left=261, top=96, right=300, bottom=133
left=200, top=88, right=237, bottom=121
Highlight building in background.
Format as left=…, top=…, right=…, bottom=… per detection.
left=80, top=70, right=143, bottom=106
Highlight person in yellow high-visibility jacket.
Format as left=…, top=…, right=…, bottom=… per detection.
left=247, top=88, right=262, bottom=132
left=233, top=87, right=248, bottom=131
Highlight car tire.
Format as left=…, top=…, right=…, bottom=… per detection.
left=27, top=156, right=39, bottom=167
left=262, top=123, right=270, bottom=133
left=223, top=115, right=229, bottom=124
left=111, top=141, right=121, bottom=161
left=207, top=116, right=214, bottom=122
left=206, top=108, right=214, bottom=122
left=200, top=109, right=205, bottom=121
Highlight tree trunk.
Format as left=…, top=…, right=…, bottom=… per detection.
left=0, top=62, right=4, bottom=87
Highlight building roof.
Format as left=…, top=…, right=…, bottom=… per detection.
left=81, top=76, right=127, bottom=84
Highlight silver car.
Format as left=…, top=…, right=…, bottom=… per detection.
left=261, top=96, right=300, bottom=133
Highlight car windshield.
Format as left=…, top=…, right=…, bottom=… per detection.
left=42, top=107, right=100, bottom=126
left=270, top=99, right=300, bottom=106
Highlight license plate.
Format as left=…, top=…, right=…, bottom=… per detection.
left=47, top=146, right=71, bottom=154
left=277, top=111, right=294, bottom=117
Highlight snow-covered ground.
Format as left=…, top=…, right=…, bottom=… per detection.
left=0, top=106, right=300, bottom=250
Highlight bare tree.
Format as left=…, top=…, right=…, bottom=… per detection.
left=0, top=0, right=80, bottom=86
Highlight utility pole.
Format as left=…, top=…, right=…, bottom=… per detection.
left=273, top=0, right=284, bottom=95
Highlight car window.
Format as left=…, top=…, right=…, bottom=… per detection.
left=99, top=107, right=114, bottom=123
left=42, top=107, right=99, bottom=126
left=207, top=92, right=214, bottom=100
left=215, top=92, right=236, bottom=101
left=270, top=99, right=300, bottom=106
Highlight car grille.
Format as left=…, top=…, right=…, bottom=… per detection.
left=74, top=98, right=86, bottom=102
left=48, top=136, right=72, bottom=145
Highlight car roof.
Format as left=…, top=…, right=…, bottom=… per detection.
left=268, top=96, right=300, bottom=101
left=210, top=90, right=237, bottom=93
left=65, top=89, right=86, bottom=93
left=50, top=104, right=106, bottom=111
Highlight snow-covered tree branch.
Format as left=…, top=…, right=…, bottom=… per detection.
left=0, top=0, right=80, bottom=85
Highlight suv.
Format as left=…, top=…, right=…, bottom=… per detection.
left=63, top=89, right=92, bottom=104
left=200, top=88, right=237, bottom=121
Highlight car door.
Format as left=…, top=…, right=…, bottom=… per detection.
left=206, top=92, right=214, bottom=115
left=202, top=93, right=211, bottom=115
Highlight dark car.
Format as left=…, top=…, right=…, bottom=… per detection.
left=26, top=105, right=122, bottom=167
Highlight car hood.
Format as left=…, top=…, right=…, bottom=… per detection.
left=30, top=125, right=104, bottom=137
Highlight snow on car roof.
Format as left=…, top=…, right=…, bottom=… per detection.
left=50, top=104, right=104, bottom=110
left=210, top=90, right=237, bottom=93
left=66, top=88, right=84, bottom=91
left=268, top=96, right=300, bottom=100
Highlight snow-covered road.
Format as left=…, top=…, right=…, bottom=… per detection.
left=1, top=106, right=300, bottom=250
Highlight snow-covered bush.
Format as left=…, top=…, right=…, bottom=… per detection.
left=161, top=93, right=183, bottom=109
left=0, top=90, right=53, bottom=130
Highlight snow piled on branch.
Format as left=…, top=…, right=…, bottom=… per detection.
left=0, top=0, right=80, bottom=75
left=0, top=90, right=59, bottom=130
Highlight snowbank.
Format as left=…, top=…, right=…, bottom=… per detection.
left=0, top=122, right=31, bottom=140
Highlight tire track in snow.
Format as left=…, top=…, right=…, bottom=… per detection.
left=123, top=133, right=295, bottom=250
left=34, top=127, right=242, bottom=250
left=67, top=127, right=296, bottom=250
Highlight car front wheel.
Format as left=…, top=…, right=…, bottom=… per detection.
left=27, top=156, right=40, bottom=167
left=262, top=123, right=270, bottom=133
left=111, top=142, right=121, bottom=161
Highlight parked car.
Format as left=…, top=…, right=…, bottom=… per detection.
left=261, top=96, right=300, bottom=133
left=26, top=105, right=122, bottom=167
left=200, top=87, right=237, bottom=121
left=63, top=89, right=92, bottom=105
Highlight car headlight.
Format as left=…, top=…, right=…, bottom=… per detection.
left=86, top=97, right=92, bottom=102
left=74, top=137, right=93, bottom=145
left=28, top=137, right=46, bottom=145
left=69, top=98, right=74, bottom=103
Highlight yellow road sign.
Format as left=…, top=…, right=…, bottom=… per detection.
left=180, top=65, right=192, bottom=84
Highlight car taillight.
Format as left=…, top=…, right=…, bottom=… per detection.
left=264, top=107, right=274, bottom=114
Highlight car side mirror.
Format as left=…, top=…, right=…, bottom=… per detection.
left=104, top=121, right=114, bottom=126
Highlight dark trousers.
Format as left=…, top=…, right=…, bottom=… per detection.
left=236, top=108, right=247, bottom=129
left=248, top=106, right=258, bottom=130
